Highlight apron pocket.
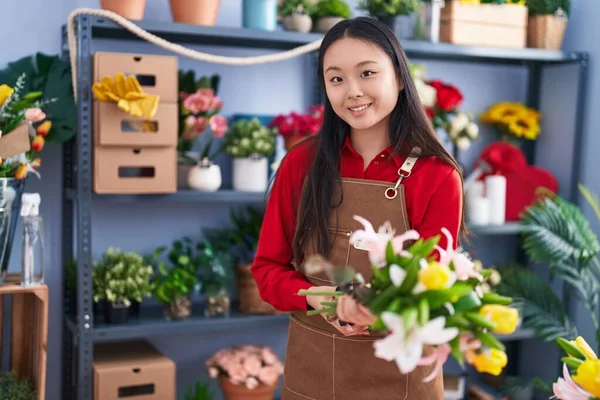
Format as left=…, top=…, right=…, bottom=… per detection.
left=284, top=315, right=334, bottom=399
left=333, top=336, right=409, bottom=400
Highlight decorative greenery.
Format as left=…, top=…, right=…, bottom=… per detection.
left=195, top=240, right=234, bottom=296
left=357, top=0, right=422, bottom=16
left=147, top=238, right=199, bottom=304
left=526, top=0, right=570, bottom=16
left=0, top=373, right=37, bottom=400
left=221, top=118, right=276, bottom=158
left=183, top=380, right=214, bottom=400
left=279, top=0, right=315, bottom=16
left=312, top=0, right=352, bottom=18
left=92, top=248, right=154, bottom=306
left=0, top=53, right=75, bottom=143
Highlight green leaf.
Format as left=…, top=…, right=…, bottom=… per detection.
left=556, top=337, right=585, bottom=360
left=561, top=356, right=583, bottom=369
left=417, top=282, right=473, bottom=309
left=402, top=306, right=418, bottom=331
left=453, top=291, right=482, bottom=313
left=418, top=297, right=429, bottom=326
left=480, top=292, right=512, bottom=306
left=449, top=336, right=464, bottom=364
left=474, top=330, right=506, bottom=352
left=385, top=241, right=395, bottom=264
left=465, top=311, right=497, bottom=331
left=496, top=265, right=578, bottom=342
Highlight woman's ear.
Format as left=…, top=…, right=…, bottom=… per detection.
left=398, top=79, right=405, bottom=92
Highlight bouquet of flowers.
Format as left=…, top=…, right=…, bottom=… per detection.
left=0, top=74, right=53, bottom=179
left=553, top=335, right=600, bottom=400
left=177, top=72, right=228, bottom=163
left=270, top=104, right=324, bottom=150
left=480, top=101, right=541, bottom=142
left=206, top=345, right=284, bottom=390
left=410, top=64, right=479, bottom=151
left=299, top=215, right=520, bottom=381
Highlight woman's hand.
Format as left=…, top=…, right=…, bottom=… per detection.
left=337, top=294, right=378, bottom=327
left=305, top=286, right=370, bottom=336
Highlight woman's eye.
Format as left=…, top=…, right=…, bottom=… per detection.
left=361, top=70, right=375, bottom=78
left=330, top=77, right=342, bottom=83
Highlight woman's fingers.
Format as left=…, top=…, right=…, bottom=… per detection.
left=337, top=295, right=376, bottom=327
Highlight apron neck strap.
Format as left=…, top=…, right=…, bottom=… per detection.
left=385, top=146, right=421, bottom=200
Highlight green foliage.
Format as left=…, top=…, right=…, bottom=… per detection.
left=0, top=373, right=37, bottom=400
left=92, top=248, right=154, bottom=306
left=500, top=376, right=553, bottom=396
left=313, top=0, right=352, bottom=18
left=279, top=0, right=315, bottom=16
left=195, top=240, right=234, bottom=296
left=496, top=265, right=578, bottom=341
left=221, top=118, right=276, bottom=158
left=183, top=380, right=214, bottom=400
left=526, top=0, right=570, bottom=16
left=357, top=0, right=422, bottom=16
left=0, top=52, right=76, bottom=143
left=178, top=71, right=220, bottom=96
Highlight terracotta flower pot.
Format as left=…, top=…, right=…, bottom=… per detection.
left=219, top=377, right=277, bottom=400
left=100, top=0, right=147, bottom=20
left=169, top=0, right=221, bottom=26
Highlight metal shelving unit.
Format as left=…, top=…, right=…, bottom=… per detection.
left=60, top=14, right=589, bottom=400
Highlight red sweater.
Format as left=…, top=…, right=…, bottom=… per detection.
left=251, top=137, right=463, bottom=312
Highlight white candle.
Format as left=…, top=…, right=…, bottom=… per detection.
left=485, top=175, right=507, bottom=225
left=467, top=196, right=490, bottom=226
left=466, top=181, right=484, bottom=200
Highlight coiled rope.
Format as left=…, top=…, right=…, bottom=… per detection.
left=66, top=8, right=324, bottom=101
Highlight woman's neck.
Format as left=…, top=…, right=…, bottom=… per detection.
left=350, top=123, right=390, bottom=170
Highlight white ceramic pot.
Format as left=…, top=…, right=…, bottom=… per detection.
left=283, top=14, right=312, bottom=33
left=316, top=17, right=344, bottom=33
left=188, top=161, right=222, bottom=192
left=232, top=156, right=268, bottom=192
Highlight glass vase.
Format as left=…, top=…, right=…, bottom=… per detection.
left=205, top=287, right=231, bottom=318
left=21, top=215, right=44, bottom=287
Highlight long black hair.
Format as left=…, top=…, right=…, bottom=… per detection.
left=290, top=16, right=467, bottom=264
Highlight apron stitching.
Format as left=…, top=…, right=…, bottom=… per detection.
left=284, top=386, right=317, bottom=400
left=332, top=336, right=336, bottom=400
left=403, top=373, right=409, bottom=399
left=291, top=316, right=336, bottom=337
left=342, top=180, right=391, bottom=188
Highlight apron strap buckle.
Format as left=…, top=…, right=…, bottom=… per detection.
left=385, top=146, right=421, bottom=200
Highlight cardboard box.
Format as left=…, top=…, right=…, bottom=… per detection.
left=93, top=102, right=178, bottom=147
left=94, top=146, right=177, bottom=194
left=93, top=52, right=178, bottom=103
left=93, top=341, right=176, bottom=400
left=440, top=1, right=528, bottom=48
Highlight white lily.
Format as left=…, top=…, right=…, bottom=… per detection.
left=350, top=215, right=420, bottom=267
left=373, top=314, right=459, bottom=375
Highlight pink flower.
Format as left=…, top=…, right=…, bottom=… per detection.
left=183, top=92, right=212, bottom=114
left=436, top=228, right=480, bottom=280
left=185, top=115, right=196, bottom=129
left=209, top=115, right=228, bottom=138
left=350, top=215, right=420, bottom=267
left=243, top=355, right=262, bottom=376
left=210, top=96, right=223, bottom=110
left=208, top=367, right=219, bottom=378
left=416, top=343, right=451, bottom=382
left=459, top=332, right=482, bottom=352
left=261, top=347, right=277, bottom=365
left=227, top=364, right=249, bottom=384
left=25, top=108, right=46, bottom=122
left=553, top=364, right=594, bottom=400
left=246, top=377, right=260, bottom=390
left=258, top=366, right=280, bottom=386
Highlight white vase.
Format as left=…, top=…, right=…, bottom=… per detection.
left=232, top=156, right=268, bottom=192
left=187, top=161, right=222, bottom=192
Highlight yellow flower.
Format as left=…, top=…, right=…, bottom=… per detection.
left=481, top=102, right=523, bottom=124
left=479, top=305, right=519, bottom=335
left=14, top=164, right=28, bottom=180
left=507, top=114, right=540, bottom=140
left=418, top=261, right=454, bottom=290
left=0, top=84, right=14, bottom=106
left=92, top=73, right=159, bottom=120
left=466, top=348, right=508, bottom=376
left=570, top=336, right=598, bottom=360
left=573, top=360, right=600, bottom=397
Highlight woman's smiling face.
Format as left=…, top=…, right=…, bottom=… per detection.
left=323, top=37, right=403, bottom=132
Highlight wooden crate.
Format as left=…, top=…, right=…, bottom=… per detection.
left=0, top=274, right=48, bottom=400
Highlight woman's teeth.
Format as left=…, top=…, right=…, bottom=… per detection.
left=349, top=104, right=371, bottom=112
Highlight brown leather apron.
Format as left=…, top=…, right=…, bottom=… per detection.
left=282, top=147, right=444, bottom=400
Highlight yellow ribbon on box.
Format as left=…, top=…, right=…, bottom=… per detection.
left=92, top=72, right=159, bottom=120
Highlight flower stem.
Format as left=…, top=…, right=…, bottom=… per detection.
left=297, top=290, right=344, bottom=297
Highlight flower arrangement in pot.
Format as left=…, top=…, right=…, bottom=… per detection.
left=526, top=0, right=569, bottom=50
left=206, top=345, right=284, bottom=399
left=92, top=248, right=153, bottom=324
left=312, top=0, right=352, bottom=33
left=221, top=118, right=276, bottom=192
left=177, top=71, right=228, bottom=191
left=279, top=0, right=315, bottom=33
left=357, top=0, right=423, bottom=39
left=269, top=104, right=323, bottom=151
left=147, top=238, right=199, bottom=321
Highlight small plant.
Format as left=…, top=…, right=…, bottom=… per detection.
left=0, top=372, right=37, bottom=400
left=221, top=118, right=276, bottom=159
left=279, top=0, right=315, bottom=16
left=525, top=0, right=569, bottom=16
left=195, top=240, right=234, bottom=297
left=357, top=0, right=423, bottom=16
left=313, top=0, right=352, bottom=19
left=92, top=248, right=153, bottom=307
left=184, top=380, right=214, bottom=400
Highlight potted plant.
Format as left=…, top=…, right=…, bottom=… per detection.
left=147, top=238, right=199, bottom=321
left=206, top=345, right=284, bottom=399
left=279, top=0, right=315, bottom=33
left=357, top=0, right=423, bottom=39
left=312, top=0, right=352, bottom=33
left=195, top=240, right=234, bottom=318
left=269, top=104, right=323, bottom=151
left=221, top=118, right=276, bottom=192
left=92, top=248, right=153, bottom=324
left=526, top=0, right=569, bottom=50
left=177, top=71, right=227, bottom=191
left=0, top=372, right=37, bottom=400
left=100, top=0, right=147, bottom=20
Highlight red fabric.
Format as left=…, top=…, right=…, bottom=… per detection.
left=476, top=141, right=558, bottom=221
left=251, top=137, right=464, bottom=312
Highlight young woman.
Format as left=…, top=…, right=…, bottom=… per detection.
left=251, top=16, right=464, bottom=400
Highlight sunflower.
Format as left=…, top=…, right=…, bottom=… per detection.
left=480, top=102, right=527, bottom=124
left=507, top=114, right=540, bottom=140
